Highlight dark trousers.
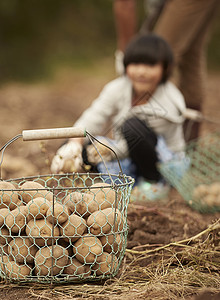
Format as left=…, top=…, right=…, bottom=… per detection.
left=121, top=117, right=161, bottom=181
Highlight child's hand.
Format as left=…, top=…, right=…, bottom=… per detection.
left=51, top=141, right=83, bottom=173
left=86, top=142, right=113, bottom=165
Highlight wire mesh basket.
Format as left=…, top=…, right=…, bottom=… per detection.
left=0, top=127, right=134, bottom=283
left=159, top=131, right=220, bottom=213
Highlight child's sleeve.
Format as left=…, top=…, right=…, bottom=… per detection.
left=73, top=82, right=119, bottom=135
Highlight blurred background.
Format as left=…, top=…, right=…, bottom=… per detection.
left=0, top=0, right=219, bottom=178
left=0, top=0, right=219, bottom=83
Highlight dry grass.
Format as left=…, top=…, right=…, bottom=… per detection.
left=0, top=219, right=219, bottom=300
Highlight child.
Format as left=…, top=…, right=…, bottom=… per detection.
left=51, top=34, right=186, bottom=199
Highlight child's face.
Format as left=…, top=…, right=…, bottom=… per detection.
left=126, top=63, right=163, bottom=96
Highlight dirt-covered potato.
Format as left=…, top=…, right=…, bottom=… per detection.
left=0, top=227, right=12, bottom=245
left=92, top=251, right=118, bottom=275
left=0, top=208, right=10, bottom=226
left=63, top=191, right=98, bottom=217
left=64, top=257, right=91, bottom=278
left=46, top=202, right=69, bottom=225
left=5, top=206, right=28, bottom=233
left=0, top=181, right=19, bottom=210
left=89, top=183, right=116, bottom=210
left=0, top=255, right=32, bottom=279
left=26, top=219, right=60, bottom=247
left=60, top=214, right=86, bottom=242
left=8, top=237, right=38, bottom=264
left=99, top=233, right=123, bottom=253
left=26, top=197, right=51, bottom=219
left=87, top=208, right=123, bottom=235
left=34, top=245, right=68, bottom=276
left=73, top=234, right=102, bottom=264
left=19, top=181, right=53, bottom=204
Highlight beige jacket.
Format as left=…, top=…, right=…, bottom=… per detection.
left=74, top=76, right=186, bottom=158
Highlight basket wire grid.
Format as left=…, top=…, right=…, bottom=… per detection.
left=0, top=128, right=134, bottom=283
left=159, top=130, right=220, bottom=213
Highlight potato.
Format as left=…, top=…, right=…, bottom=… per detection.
left=0, top=255, right=32, bottom=279
left=209, top=182, right=220, bottom=196
left=92, top=252, right=118, bottom=275
left=203, top=194, right=220, bottom=207
left=73, top=234, right=102, bottom=264
left=89, top=183, right=116, bottom=210
left=5, top=206, right=28, bottom=233
left=34, top=245, right=68, bottom=276
left=8, top=237, right=38, bottom=264
left=99, top=234, right=123, bottom=253
left=19, top=181, right=53, bottom=204
left=60, top=214, right=86, bottom=242
left=0, top=208, right=10, bottom=226
left=0, top=227, right=12, bottom=245
left=192, top=184, right=209, bottom=200
left=0, top=181, right=19, bottom=209
left=26, top=219, right=60, bottom=247
left=26, top=197, right=51, bottom=220
left=87, top=208, right=123, bottom=235
left=64, top=257, right=91, bottom=278
left=63, top=191, right=98, bottom=217
left=46, top=202, right=69, bottom=225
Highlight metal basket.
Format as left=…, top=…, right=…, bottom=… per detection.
left=159, top=131, right=220, bottom=213
left=0, top=127, right=134, bottom=283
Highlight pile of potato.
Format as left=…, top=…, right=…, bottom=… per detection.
left=0, top=180, right=125, bottom=280
left=192, top=182, right=220, bottom=207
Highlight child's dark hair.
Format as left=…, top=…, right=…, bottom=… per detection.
left=123, top=34, right=174, bottom=83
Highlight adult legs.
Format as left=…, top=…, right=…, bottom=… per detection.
left=154, top=0, right=219, bottom=140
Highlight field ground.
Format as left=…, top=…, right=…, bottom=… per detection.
left=0, top=59, right=219, bottom=299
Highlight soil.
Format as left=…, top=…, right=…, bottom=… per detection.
left=0, top=61, right=219, bottom=299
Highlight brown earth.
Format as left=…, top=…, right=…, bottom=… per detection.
left=0, top=60, right=219, bottom=299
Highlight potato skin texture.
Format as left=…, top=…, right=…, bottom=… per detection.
left=34, top=245, right=68, bottom=276
left=73, top=234, right=103, bottom=264
left=99, top=233, right=123, bottom=253
left=5, top=206, right=28, bottom=233
left=26, top=197, right=51, bottom=219
left=92, top=251, right=118, bottom=275
left=26, top=219, right=60, bottom=247
left=87, top=208, right=123, bottom=235
left=0, top=181, right=19, bottom=210
left=63, top=191, right=98, bottom=217
left=19, top=181, right=53, bottom=204
left=46, top=202, right=69, bottom=225
left=0, top=255, right=32, bottom=279
left=60, top=214, right=86, bottom=242
left=89, top=183, right=116, bottom=210
left=8, top=237, right=38, bottom=264
left=64, top=257, right=91, bottom=278
left=0, top=208, right=10, bottom=226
